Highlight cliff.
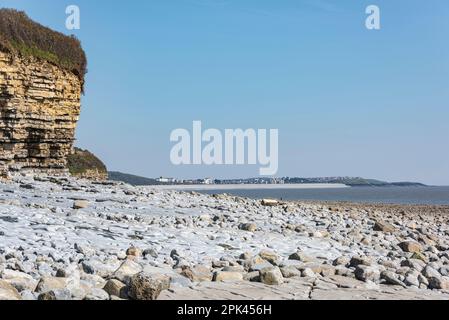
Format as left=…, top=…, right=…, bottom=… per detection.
left=0, top=9, right=86, bottom=177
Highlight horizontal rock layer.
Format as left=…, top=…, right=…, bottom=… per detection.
left=0, top=51, right=82, bottom=176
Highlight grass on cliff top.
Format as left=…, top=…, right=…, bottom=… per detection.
left=0, top=8, right=87, bottom=85
left=67, top=148, right=107, bottom=176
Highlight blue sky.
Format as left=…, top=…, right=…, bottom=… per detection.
left=2, top=0, right=448, bottom=184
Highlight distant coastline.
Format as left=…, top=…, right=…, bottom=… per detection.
left=152, top=183, right=349, bottom=191
left=108, top=171, right=427, bottom=188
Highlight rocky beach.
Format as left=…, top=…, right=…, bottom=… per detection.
left=1, top=175, right=449, bottom=300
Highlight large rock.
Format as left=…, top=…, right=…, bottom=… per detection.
left=350, top=256, right=373, bottom=267
left=374, top=220, right=396, bottom=233
left=126, top=247, right=142, bottom=258
left=35, top=277, right=69, bottom=293
left=1, top=269, right=38, bottom=292
left=261, top=199, right=279, bottom=207
left=399, top=241, right=422, bottom=253
left=333, top=256, right=351, bottom=267
left=181, top=265, right=212, bottom=282
left=354, top=266, right=381, bottom=282
left=302, top=268, right=316, bottom=278
left=0, top=280, right=22, bottom=300
left=81, top=258, right=119, bottom=278
left=404, top=273, right=420, bottom=287
left=38, top=289, right=72, bottom=301
left=103, top=279, right=127, bottom=299
left=428, top=277, right=449, bottom=290
left=112, top=259, right=143, bottom=284
left=401, top=259, right=426, bottom=272
left=74, top=243, right=96, bottom=257
left=320, top=265, right=336, bottom=277
left=73, top=200, right=89, bottom=210
left=381, top=271, right=406, bottom=287
left=259, top=250, right=279, bottom=265
left=128, top=272, right=171, bottom=300
left=238, top=223, right=257, bottom=232
left=422, top=266, right=441, bottom=280
left=141, top=266, right=191, bottom=288
left=280, top=266, right=302, bottom=278
left=213, top=272, right=243, bottom=282
left=259, top=267, right=284, bottom=285
left=84, top=288, right=110, bottom=301
left=289, top=251, right=315, bottom=263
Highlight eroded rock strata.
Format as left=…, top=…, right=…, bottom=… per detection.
left=0, top=51, right=82, bottom=177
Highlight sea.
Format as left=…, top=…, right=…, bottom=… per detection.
left=197, top=186, right=449, bottom=206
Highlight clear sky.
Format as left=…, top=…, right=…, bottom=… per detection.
left=2, top=0, right=448, bottom=184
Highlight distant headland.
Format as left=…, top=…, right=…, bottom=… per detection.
left=108, top=171, right=427, bottom=188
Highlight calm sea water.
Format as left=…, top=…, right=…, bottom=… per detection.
left=198, top=186, right=449, bottom=205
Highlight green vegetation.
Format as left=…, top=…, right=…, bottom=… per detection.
left=67, top=148, right=107, bottom=176
left=108, top=172, right=160, bottom=186
left=0, top=9, right=87, bottom=86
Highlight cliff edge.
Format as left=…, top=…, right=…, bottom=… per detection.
left=0, top=9, right=86, bottom=177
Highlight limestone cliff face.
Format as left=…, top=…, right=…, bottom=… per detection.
left=0, top=51, right=82, bottom=177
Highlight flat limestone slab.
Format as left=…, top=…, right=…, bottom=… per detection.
left=159, top=278, right=314, bottom=301
left=310, top=287, right=449, bottom=300
left=159, top=277, right=449, bottom=300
